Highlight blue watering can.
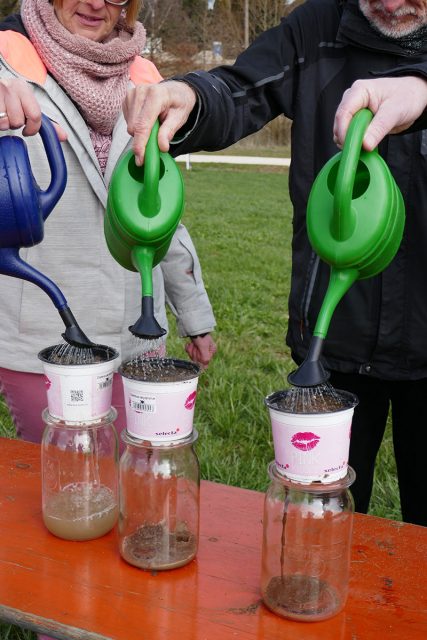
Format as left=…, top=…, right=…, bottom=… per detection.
left=0, top=114, right=95, bottom=347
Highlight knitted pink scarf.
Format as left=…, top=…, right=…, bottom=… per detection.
left=22, top=0, right=146, bottom=136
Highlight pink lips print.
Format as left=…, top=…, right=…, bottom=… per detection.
left=185, top=391, right=197, bottom=410
left=291, top=431, right=321, bottom=451
left=44, top=375, right=52, bottom=390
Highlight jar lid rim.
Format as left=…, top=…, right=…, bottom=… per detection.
left=121, top=428, right=198, bottom=448
left=42, top=407, right=118, bottom=426
left=268, top=461, right=356, bottom=490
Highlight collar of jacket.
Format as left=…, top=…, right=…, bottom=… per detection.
left=0, top=13, right=27, bottom=36
left=337, top=0, right=427, bottom=57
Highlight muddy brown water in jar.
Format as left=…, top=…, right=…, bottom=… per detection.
left=43, top=482, right=118, bottom=541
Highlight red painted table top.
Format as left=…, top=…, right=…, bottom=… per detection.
left=0, top=436, right=426, bottom=640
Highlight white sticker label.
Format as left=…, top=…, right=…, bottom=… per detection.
left=129, top=394, right=156, bottom=413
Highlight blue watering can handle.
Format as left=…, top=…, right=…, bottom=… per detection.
left=38, top=114, right=67, bottom=220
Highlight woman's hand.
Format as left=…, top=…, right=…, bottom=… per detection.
left=185, top=334, right=217, bottom=369
left=0, top=78, right=67, bottom=140
left=333, top=76, right=427, bottom=150
left=123, top=80, right=197, bottom=166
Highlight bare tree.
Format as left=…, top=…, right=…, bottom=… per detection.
left=0, top=0, right=20, bottom=21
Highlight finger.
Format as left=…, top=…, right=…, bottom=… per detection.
left=132, top=98, right=165, bottom=166
left=0, top=78, right=41, bottom=134
left=16, top=92, right=41, bottom=134
left=362, top=102, right=412, bottom=150
left=333, top=84, right=370, bottom=147
left=0, top=109, right=9, bottom=131
left=157, top=108, right=193, bottom=152
left=185, top=343, right=197, bottom=363
left=52, top=123, right=68, bottom=142
left=185, top=344, right=207, bottom=368
left=123, top=85, right=149, bottom=135
left=133, top=117, right=161, bottom=166
left=362, top=112, right=393, bottom=151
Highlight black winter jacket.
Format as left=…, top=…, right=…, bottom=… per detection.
left=171, top=0, right=427, bottom=381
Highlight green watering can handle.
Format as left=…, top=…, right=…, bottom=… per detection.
left=139, top=120, right=161, bottom=216
left=332, top=108, right=373, bottom=241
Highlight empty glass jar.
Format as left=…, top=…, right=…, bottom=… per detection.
left=119, top=430, right=200, bottom=571
left=261, top=461, right=355, bottom=621
left=41, top=408, right=119, bottom=541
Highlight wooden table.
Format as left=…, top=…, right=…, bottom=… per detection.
left=0, top=437, right=426, bottom=640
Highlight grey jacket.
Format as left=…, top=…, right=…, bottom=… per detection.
left=0, top=52, right=215, bottom=372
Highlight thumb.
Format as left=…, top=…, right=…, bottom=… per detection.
left=53, top=123, right=68, bottom=142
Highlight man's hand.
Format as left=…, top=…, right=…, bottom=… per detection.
left=333, top=76, right=427, bottom=150
left=123, top=80, right=197, bottom=166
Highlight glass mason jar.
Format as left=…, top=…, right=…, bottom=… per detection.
left=261, top=461, right=355, bottom=621
left=41, top=408, right=119, bottom=541
left=119, top=430, right=200, bottom=571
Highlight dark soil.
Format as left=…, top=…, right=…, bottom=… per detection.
left=268, top=385, right=357, bottom=414
left=121, top=522, right=197, bottom=570
left=264, top=575, right=338, bottom=617
left=120, top=358, right=199, bottom=382
left=39, top=344, right=117, bottom=366
left=275, top=394, right=344, bottom=413
left=47, top=352, right=105, bottom=365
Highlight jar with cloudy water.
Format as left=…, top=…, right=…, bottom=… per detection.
left=41, top=408, right=119, bottom=541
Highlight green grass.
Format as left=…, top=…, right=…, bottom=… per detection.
left=0, top=162, right=400, bottom=640
left=189, top=143, right=292, bottom=158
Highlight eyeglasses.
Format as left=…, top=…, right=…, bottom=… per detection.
left=104, top=0, right=130, bottom=6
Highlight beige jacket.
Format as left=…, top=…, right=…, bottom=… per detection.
left=0, top=45, right=215, bottom=372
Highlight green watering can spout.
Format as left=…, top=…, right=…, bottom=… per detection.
left=105, top=121, right=184, bottom=340
left=288, top=109, right=405, bottom=388
left=129, top=245, right=166, bottom=339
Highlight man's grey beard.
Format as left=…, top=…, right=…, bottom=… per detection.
left=359, top=0, right=427, bottom=38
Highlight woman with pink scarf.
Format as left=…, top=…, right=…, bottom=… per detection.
left=0, top=1, right=216, bottom=447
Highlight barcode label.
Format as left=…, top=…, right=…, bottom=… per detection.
left=130, top=394, right=156, bottom=413
left=131, top=399, right=155, bottom=412
left=70, top=389, right=84, bottom=402
left=97, top=374, right=113, bottom=390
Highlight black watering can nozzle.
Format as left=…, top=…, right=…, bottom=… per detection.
left=287, top=336, right=330, bottom=387
left=59, top=306, right=98, bottom=349
left=129, top=296, right=167, bottom=340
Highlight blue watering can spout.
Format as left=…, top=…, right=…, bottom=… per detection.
left=0, top=115, right=96, bottom=348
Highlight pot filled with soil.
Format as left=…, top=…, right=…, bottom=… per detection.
left=119, top=357, right=201, bottom=442
left=38, top=343, right=119, bottom=422
left=265, top=385, right=358, bottom=483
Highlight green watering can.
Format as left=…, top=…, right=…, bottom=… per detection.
left=105, top=121, right=184, bottom=339
left=288, top=109, right=405, bottom=387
